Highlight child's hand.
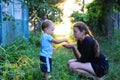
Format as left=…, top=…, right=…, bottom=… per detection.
left=63, top=39, right=68, bottom=43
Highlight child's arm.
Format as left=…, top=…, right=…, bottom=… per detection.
left=52, top=39, right=68, bottom=44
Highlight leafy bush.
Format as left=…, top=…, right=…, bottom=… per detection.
left=0, top=37, right=40, bottom=80
left=0, top=29, right=120, bottom=80
left=29, top=31, right=41, bottom=47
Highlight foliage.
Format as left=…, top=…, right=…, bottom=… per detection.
left=0, top=29, right=120, bottom=80
left=0, top=38, right=40, bottom=80
left=24, top=0, right=63, bottom=22
left=86, top=1, right=102, bottom=25
left=98, top=29, right=120, bottom=80
left=71, top=11, right=89, bottom=23
left=114, top=1, right=120, bottom=13
left=2, top=0, right=63, bottom=25
left=47, top=0, right=65, bottom=4
left=29, top=31, right=41, bottom=47
left=71, top=0, right=105, bottom=35
left=71, top=0, right=120, bottom=36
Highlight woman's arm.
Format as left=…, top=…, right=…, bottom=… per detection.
left=72, top=45, right=81, bottom=60
left=63, top=44, right=81, bottom=60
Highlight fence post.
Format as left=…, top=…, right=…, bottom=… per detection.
left=24, top=5, right=29, bottom=41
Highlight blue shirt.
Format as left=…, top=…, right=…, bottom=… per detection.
left=40, top=33, right=53, bottom=58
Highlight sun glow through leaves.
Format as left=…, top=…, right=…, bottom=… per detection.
left=54, top=0, right=93, bottom=36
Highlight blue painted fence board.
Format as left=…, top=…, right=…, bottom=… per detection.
left=1, top=0, right=29, bottom=46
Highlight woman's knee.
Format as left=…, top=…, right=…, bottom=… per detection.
left=68, top=62, right=77, bottom=71
left=68, top=59, right=76, bottom=64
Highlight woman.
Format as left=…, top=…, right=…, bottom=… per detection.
left=63, top=21, right=109, bottom=80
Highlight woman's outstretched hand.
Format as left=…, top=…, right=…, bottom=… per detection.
left=63, top=43, right=75, bottom=49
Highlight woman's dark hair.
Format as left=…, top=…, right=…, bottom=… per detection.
left=74, top=21, right=100, bottom=57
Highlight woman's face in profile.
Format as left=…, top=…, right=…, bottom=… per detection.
left=73, top=27, right=83, bottom=40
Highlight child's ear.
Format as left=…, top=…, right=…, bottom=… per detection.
left=43, top=27, right=48, bottom=32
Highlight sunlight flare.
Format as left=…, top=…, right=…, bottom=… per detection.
left=54, top=0, right=93, bottom=36
left=54, top=0, right=79, bottom=36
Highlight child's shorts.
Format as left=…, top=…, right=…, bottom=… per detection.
left=40, top=56, right=52, bottom=72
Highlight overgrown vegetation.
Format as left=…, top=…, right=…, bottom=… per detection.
left=71, top=0, right=120, bottom=37
left=1, top=0, right=120, bottom=79
left=0, top=29, right=120, bottom=80
left=0, top=32, right=41, bottom=80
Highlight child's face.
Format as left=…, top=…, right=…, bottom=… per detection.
left=73, top=27, right=84, bottom=40
left=47, top=26, right=55, bottom=35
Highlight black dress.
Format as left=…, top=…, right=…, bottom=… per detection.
left=77, top=36, right=109, bottom=77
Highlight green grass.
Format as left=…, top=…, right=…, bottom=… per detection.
left=0, top=29, right=120, bottom=80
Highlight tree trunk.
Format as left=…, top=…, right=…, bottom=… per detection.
left=113, top=13, right=120, bottom=29
left=104, top=0, right=115, bottom=42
